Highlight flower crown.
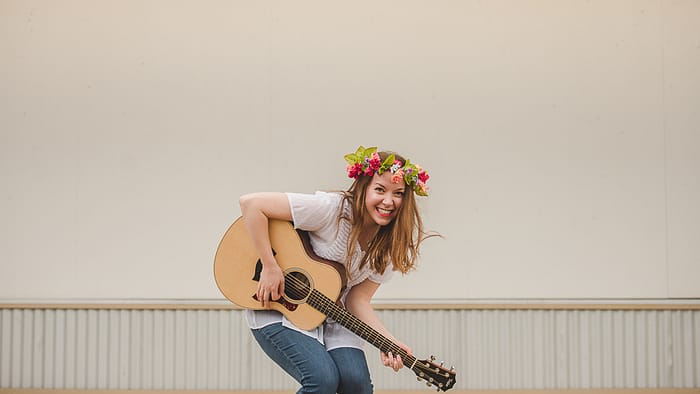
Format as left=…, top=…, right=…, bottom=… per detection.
left=344, top=146, right=430, bottom=196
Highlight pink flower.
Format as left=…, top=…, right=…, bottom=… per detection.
left=391, top=168, right=404, bottom=184
left=369, top=152, right=381, bottom=172
left=416, top=181, right=429, bottom=196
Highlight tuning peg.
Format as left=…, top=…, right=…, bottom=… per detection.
left=430, top=355, right=436, bottom=362
left=440, top=361, right=444, bottom=367
left=426, top=382, right=431, bottom=387
left=417, top=377, right=423, bottom=382
left=450, top=366, right=455, bottom=372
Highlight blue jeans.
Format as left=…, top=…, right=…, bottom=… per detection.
left=251, top=323, right=373, bottom=394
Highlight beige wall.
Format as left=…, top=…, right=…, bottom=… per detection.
left=1, top=1, right=698, bottom=301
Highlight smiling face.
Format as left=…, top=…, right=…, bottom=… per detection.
left=363, top=170, right=405, bottom=228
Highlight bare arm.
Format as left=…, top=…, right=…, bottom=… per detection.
left=345, top=278, right=412, bottom=372
left=239, top=192, right=293, bottom=308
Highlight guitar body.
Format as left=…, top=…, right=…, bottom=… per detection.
left=214, top=217, right=346, bottom=331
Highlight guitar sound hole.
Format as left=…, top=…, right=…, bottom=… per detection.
left=284, top=270, right=312, bottom=302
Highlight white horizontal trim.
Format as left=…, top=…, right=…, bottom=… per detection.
left=1, top=390, right=699, bottom=394
left=1, top=299, right=700, bottom=310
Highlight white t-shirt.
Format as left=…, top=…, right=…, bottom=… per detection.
left=245, top=191, right=394, bottom=350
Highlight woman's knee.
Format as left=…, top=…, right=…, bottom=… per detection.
left=329, top=348, right=373, bottom=394
left=300, top=363, right=340, bottom=393
left=337, top=368, right=373, bottom=394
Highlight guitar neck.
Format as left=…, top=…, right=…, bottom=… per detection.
left=306, top=288, right=417, bottom=368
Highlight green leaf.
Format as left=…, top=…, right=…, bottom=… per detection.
left=380, top=153, right=395, bottom=172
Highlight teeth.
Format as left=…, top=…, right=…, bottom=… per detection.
left=378, top=208, right=392, bottom=215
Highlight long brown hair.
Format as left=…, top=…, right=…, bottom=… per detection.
left=340, top=151, right=433, bottom=275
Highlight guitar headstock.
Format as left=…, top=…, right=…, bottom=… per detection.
left=410, top=355, right=456, bottom=391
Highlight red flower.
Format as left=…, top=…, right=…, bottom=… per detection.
left=347, top=163, right=363, bottom=179
left=418, top=171, right=429, bottom=183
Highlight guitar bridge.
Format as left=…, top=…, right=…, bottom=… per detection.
left=251, top=293, right=299, bottom=311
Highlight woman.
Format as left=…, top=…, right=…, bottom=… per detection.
left=239, top=146, right=432, bottom=394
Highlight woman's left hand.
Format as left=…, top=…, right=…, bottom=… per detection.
left=380, top=340, right=412, bottom=372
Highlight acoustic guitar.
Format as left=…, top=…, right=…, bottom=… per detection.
left=214, top=217, right=457, bottom=392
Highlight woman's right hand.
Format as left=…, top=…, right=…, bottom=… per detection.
left=239, top=192, right=293, bottom=309
left=257, top=262, right=285, bottom=309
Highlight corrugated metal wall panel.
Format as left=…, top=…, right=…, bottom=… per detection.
left=0, top=307, right=698, bottom=390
